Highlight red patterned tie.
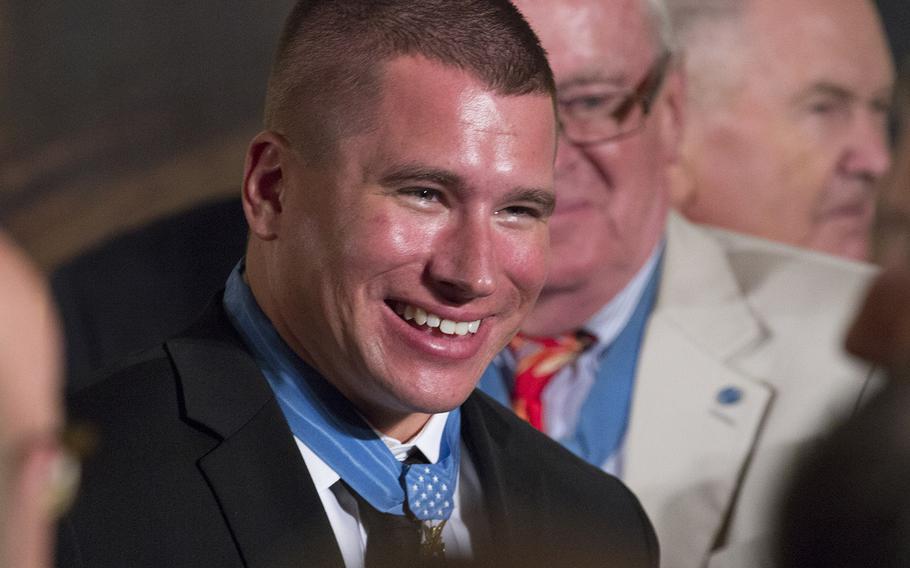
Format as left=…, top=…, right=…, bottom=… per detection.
left=509, top=332, right=593, bottom=431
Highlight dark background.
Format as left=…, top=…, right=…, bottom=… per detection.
left=0, top=2, right=294, bottom=268
left=878, top=0, right=910, bottom=69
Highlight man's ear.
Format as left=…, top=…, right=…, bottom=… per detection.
left=668, top=150, right=698, bottom=212
left=658, top=63, right=687, bottom=166
left=242, top=131, right=292, bottom=241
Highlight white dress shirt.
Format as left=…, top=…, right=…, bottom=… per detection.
left=295, top=411, right=486, bottom=568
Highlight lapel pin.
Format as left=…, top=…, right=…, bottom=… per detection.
left=716, top=386, right=743, bottom=406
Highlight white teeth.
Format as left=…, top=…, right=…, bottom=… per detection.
left=395, top=302, right=481, bottom=335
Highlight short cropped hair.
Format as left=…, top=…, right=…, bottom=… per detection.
left=264, top=0, right=555, bottom=162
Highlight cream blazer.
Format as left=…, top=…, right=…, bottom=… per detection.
left=625, top=213, right=876, bottom=568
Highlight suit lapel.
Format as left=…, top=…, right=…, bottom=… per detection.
left=459, top=393, right=516, bottom=549
left=166, top=303, right=345, bottom=568
left=622, top=214, right=775, bottom=567
left=460, top=392, right=549, bottom=563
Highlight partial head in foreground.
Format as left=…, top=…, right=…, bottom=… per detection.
left=873, top=70, right=910, bottom=267
left=777, top=377, right=910, bottom=567
left=512, top=0, right=686, bottom=335
left=243, top=0, right=557, bottom=439
left=0, top=233, right=64, bottom=568
left=670, top=0, right=894, bottom=261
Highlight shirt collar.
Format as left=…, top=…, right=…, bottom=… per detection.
left=377, top=411, right=449, bottom=464
left=298, top=440, right=340, bottom=492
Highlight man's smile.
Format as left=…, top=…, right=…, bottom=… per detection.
left=391, top=301, right=482, bottom=336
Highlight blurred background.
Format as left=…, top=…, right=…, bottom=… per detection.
left=0, top=1, right=295, bottom=270
left=0, top=0, right=908, bottom=271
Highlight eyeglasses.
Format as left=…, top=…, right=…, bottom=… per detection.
left=557, top=51, right=673, bottom=146
left=0, top=424, right=95, bottom=519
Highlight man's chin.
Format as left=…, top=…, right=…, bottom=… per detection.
left=363, top=383, right=475, bottom=439
left=826, top=240, right=869, bottom=262
left=380, top=368, right=481, bottom=410
left=807, top=226, right=871, bottom=261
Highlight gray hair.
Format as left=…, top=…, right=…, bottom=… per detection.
left=663, top=0, right=746, bottom=108
left=642, top=0, right=679, bottom=55
left=665, top=0, right=744, bottom=49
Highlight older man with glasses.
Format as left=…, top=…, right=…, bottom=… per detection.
left=480, top=0, right=878, bottom=566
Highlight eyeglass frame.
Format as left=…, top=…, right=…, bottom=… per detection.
left=556, top=50, right=674, bottom=146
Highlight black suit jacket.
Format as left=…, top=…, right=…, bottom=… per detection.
left=58, top=300, right=658, bottom=568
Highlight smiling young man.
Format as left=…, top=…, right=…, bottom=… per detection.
left=56, top=2, right=657, bottom=567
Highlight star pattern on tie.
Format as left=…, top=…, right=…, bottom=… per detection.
left=405, top=464, right=455, bottom=521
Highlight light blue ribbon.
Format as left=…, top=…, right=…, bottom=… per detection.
left=223, top=264, right=459, bottom=520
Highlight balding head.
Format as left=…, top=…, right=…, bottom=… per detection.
left=669, top=0, right=894, bottom=261
left=0, top=232, right=63, bottom=568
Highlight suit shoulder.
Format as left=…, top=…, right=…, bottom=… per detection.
left=687, top=226, right=872, bottom=322
left=664, top=213, right=874, bottom=323
left=67, top=345, right=178, bottom=418
left=709, top=226, right=875, bottom=284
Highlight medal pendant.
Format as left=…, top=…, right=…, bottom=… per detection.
left=419, top=520, right=447, bottom=560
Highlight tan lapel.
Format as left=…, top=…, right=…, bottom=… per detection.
left=623, top=214, right=774, bottom=568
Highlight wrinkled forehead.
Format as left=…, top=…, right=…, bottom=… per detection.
left=515, top=0, right=660, bottom=90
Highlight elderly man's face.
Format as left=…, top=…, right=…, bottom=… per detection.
left=513, top=0, right=683, bottom=317
left=679, top=0, right=893, bottom=261
left=259, top=56, right=556, bottom=434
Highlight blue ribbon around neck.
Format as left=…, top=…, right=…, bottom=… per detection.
left=223, top=263, right=460, bottom=521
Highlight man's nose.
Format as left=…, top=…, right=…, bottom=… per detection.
left=842, top=110, right=892, bottom=181
left=427, top=218, right=497, bottom=302
left=554, top=133, right=584, bottom=173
